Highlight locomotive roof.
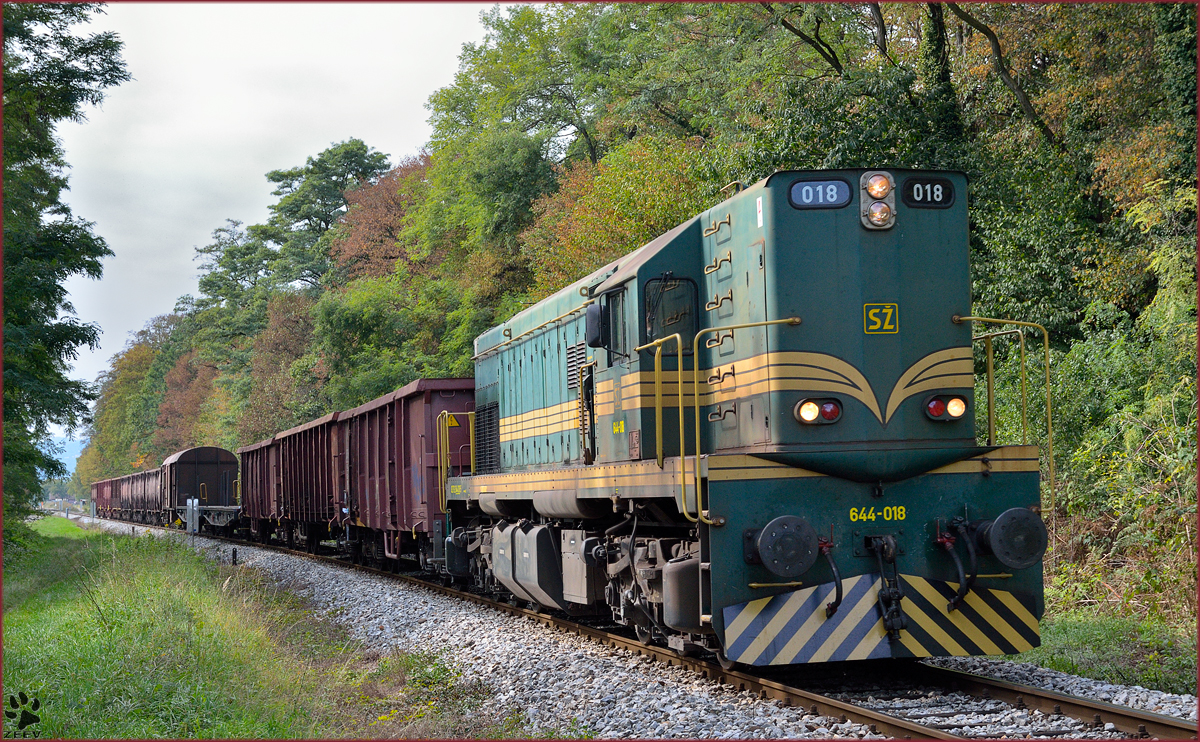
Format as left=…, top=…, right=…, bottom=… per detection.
left=762, top=166, right=967, bottom=186
left=473, top=214, right=699, bottom=357
left=472, top=167, right=969, bottom=358
left=594, top=216, right=699, bottom=295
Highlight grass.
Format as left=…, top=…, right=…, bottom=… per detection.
left=1, top=517, right=551, bottom=738
left=23, top=516, right=1184, bottom=732
left=1010, top=611, right=1197, bottom=696
left=1009, top=510, right=1199, bottom=697
left=27, top=515, right=88, bottom=539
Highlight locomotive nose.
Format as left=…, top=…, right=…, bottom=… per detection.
left=975, top=507, right=1048, bottom=570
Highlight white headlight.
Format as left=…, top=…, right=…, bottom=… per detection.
left=866, top=174, right=892, bottom=199
left=867, top=201, right=892, bottom=226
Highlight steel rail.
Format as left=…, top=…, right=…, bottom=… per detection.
left=914, top=664, right=1196, bottom=740
left=94, top=517, right=1196, bottom=740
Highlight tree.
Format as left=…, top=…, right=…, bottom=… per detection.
left=152, top=350, right=220, bottom=454
left=330, top=154, right=430, bottom=279
left=73, top=341, right=157, bottom=483
left=255, top=139, right=391, bottom=288
left=520, top=135, right=716, bottom=297
left=236, top=293, right=317, bottom=445
left=427, top=5, right=616, bottom=163
left=3, top=3, right=129, bottom=531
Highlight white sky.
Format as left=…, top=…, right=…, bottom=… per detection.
left=55, top=2, right=491, bottom=398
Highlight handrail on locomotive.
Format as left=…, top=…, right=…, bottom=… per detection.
left=973, top=328, right=1028, bottom=446
left=955, top=315, right=1055, bottom=507
left=690, top=318, right=802, bottom=526
left=633, top=333, right=692, bottom=521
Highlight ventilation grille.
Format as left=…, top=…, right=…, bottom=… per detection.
left=566, top=342, right=587, bottom=390
left=475, top=402, right=501, bottom=474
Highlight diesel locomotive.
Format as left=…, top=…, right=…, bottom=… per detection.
left=95, top=168, right=1051, bottom=670
left=439, top=168, right=1050, bottom=667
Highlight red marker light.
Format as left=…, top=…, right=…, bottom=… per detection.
left=927, top=399, right=946, bottom=417
left=820, top=402, right=840, bottom=421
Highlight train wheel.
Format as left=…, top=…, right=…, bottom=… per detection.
left=634, top=625, right=653, bottom=645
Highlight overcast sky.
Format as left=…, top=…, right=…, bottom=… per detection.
left=56, top=3, right=491, bottom=406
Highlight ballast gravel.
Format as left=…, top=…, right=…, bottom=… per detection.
left=925, top=656, right=1198, bottom=722
left=206, top=541, right=878, bottom=739
left=83, top=517, right=1198, bottom=737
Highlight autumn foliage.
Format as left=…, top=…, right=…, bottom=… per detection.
left=520, top=136, right=714, bottom=299
left=154, top=350, right=219, bottom=454
left=237, top=294, right=317, bottom=444
left=331, top=153, right=431, bottom=279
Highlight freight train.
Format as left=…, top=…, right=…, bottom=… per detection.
left=96, top=168, right=1051, bottom=669
left=92, top=446, right=239, bottom=530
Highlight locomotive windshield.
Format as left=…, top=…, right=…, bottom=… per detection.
left=644, top=276, right=697, bottom=348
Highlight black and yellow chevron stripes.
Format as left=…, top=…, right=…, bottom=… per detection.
left=897, top=575, right=1040, bottom=657
left=721, top=573, right=1039, bottom=665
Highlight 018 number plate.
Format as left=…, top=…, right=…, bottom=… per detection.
left=789, top=179, right=852, bottom=209
left=902, top=177, right=955, bottom=208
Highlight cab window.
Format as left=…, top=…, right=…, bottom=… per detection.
left=644, top=277, right=697, bottom=350
left=608, top=290, right=629, bottom=362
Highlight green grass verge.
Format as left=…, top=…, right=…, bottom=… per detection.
left=1012, top=611, right=1196, bottom=696
left=2, top=518, right=553, bottom=738
left=29, top=516, right=88, bottom=539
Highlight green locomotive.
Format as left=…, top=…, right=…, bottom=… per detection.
left=441, top=168, right=1049, bottom=666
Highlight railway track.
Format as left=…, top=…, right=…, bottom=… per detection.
left=96, top=518, right=1197, bottom=740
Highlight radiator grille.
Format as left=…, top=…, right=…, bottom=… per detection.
left=566, top=342, right=587, bottom=390
left=475, top=402, right=501, bottom=474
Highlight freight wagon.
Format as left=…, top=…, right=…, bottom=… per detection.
left=90, top=446, right=239, bottom=530
left=236, top=378, right=474, bottom=562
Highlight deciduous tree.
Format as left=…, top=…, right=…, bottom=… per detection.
left=3, top=3, right=129, bottom=529
left=331, top=154, right=430, bottom=279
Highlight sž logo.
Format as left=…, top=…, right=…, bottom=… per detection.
left=4, top=692, right=41, bottom=737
